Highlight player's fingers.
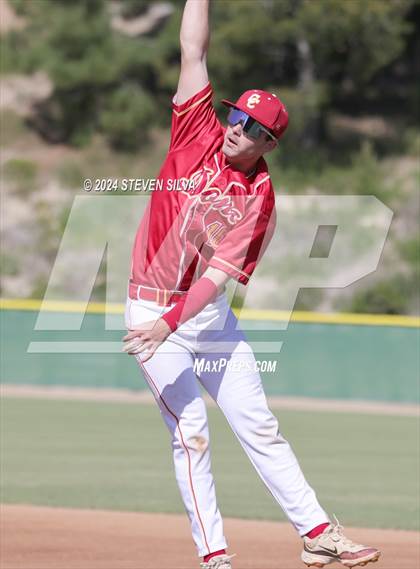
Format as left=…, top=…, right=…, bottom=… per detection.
left=127, top=340, right=154, bottom=356
left=123, top=329, right=147, bottom=342
left=131, top=340, right=159, bottom=361
left=138, top=344, right=157, bottom=362
left=123, top=321, right=156, bottom=341
left=122, top=338, right=143, bottom=353
left=134, top=340, right=155, bottom=354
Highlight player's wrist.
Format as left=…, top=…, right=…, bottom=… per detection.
left=161, top=277, right=218, bottom=333
left=158, top=316, right=174, bottom=336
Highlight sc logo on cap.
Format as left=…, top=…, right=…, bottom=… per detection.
left=246, top=94, right=261, bottom=109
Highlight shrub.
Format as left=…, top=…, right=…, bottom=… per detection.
left=0, top=252, right=19, bottom=276
left=3, top=158, right=38, bottom=194
left=119, top=0, right=150, bottom=18
left=347, top=275, right=417, bottom=315
left=0, top=112, right=26, bottom=146
left=56, top=161, right=85, bottom=189
left=99, top=84, right=156, bottom=151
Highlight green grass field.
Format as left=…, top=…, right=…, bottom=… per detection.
left=1, top=397, right=418, bottom=531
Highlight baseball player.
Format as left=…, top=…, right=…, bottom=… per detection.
left=123, top=1, right=381, bottom=568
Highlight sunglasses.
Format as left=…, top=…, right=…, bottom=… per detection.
left=227, top=108, right=277, bottom=141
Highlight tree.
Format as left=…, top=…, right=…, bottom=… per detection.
left=6, top=0, right=158, bottom=148
left=2, top=0, right=416, bottom=151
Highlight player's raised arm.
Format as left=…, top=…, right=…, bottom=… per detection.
left=175, top=0, right=210, bottom=105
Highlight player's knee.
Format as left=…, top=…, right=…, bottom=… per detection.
left=253, top=417, right=288, bottom=445
left=187, top=435, right=209, bottom=453
left=171, top=432, right=209, bottom=454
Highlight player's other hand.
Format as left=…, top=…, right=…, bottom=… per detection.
left=122, top=318, right=171, bottom=361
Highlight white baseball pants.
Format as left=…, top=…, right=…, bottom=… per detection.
left=125, top=293, right=329, bottom=557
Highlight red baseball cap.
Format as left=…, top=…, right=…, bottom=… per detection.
left=222, top=89, right=288, bottom=139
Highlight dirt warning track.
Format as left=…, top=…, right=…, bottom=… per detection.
left=1, top=505, right=419, bottom=569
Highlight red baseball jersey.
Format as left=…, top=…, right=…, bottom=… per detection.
left=130, top=82, right=276, bottom=291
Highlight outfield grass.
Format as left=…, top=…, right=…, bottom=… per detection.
left=1, top=397, right=418, bottom=531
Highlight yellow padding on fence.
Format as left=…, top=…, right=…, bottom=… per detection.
left=0, top=298, right=122, bottom=314
left=1, top=298, right=419, bottom=328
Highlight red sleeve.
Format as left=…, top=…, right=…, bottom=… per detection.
left=208, top=186, right=277, bottom=285
left=169, top=83, right=221, bottom=151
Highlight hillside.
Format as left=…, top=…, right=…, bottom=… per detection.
left=0, top=0, right=419, bottom=314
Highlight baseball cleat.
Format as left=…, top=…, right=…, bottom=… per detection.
left=200, top=554, right=235, bottom=569
left=301, top=518, right=381, bottom=568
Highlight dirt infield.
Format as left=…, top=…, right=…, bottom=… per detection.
left=1, top=505, right=419, bottom=569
